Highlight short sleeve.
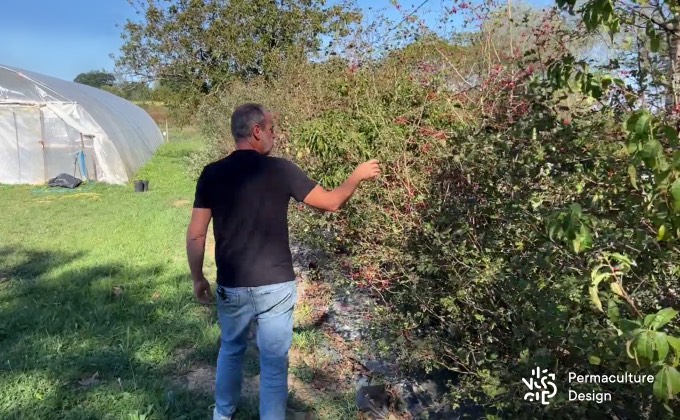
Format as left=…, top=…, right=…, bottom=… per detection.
left=280, top=159, right=318, bottom=202
left=193, top=166, right=213, bottom=209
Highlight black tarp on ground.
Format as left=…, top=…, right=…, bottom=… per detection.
left=47, top=173, right=82, bottom=189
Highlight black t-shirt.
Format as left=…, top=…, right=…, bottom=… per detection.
left=193, top=150, right=318, bottom=288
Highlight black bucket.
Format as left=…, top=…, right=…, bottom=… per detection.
left=134, top=180, right=144, bottom=192
left=142, top=180, right=149, bottom=191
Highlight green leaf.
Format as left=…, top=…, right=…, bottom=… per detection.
left=590, top=84, right=602, bottom=99
left=654, top=367, right=671, bottom=401
left=651, top=308, right=679, bottom=330
left=556, top=0, right=576, bottom=10
left=609, top=252, right=633, bottom=266
left=670, top=366, right=680, bottom=392
left=589, top=267, right=609, bottom=312
left=636, top=331, right=655, bottom=360
left=650, top=33, right=661, bottom=53
left=635, top=111, right=652, bottom=135
left=654, top=366, right=680, bottom=402
left=625, top=113, right=638, bottom=133
left=548, top=220, right=560, bottom=241
left=662, top=125, right=678, bottom=147
left=573, top=224, right=592, bottom=253
left=668, top=336, right=680, bottom=351
left=610, top=282, right=625, bottom=297
left=588, top=355, right=602, bottom=365
left=607, top=298, right=620, bottom=322
left=641, top=138, right=662, bottom=159
left=647, top=21, right=662, bottom=53
left=671, top=179, right=680, bottom=213
left=656, top=332, right=670, bottom=361
left=589, top=285, right=603, bottom=312
left=628, top=165, right=638, bottom=189
left=620, top=319, right=642, bottom=334
left=668, top=336, right=680, bottom=367
left=627, top=338, right=635, bottom=359
left=672, top=151, right=680, bottom=169
left=645, top=314, right=657, bottom=327
left=655, top=368, right=669, bottom=401
left=658, top=224, right=668, bottom=241
left=657, top=169, right=673, bottom=188
left=569, top=202, right=583, bottom=216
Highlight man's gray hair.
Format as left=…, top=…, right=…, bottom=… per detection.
left=231, top=103, right=267, bottom=142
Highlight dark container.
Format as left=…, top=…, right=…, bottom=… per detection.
left=134, top=180, right=144, bottom=192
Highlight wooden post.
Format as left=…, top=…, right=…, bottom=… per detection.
left=85, top=134, right=97, bottom=181
left=165, top=119, right=169, bottom=143
left=39, top=107, right=47, bottom=183
left=12, top=109, right=21, bottom=181
left=79, top=133, right=87, bottom=180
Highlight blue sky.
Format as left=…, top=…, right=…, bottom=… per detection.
left=1, top=0, right=554, bottom=82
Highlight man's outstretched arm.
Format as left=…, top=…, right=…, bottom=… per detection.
left=303, top=159, right=381, bottom=212
left=186, top=208, right=213, bottom=304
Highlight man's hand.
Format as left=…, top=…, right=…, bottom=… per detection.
left=187, top=207, right=212, bottom=304
left=193, top=276, right=213, bottom=305
left=302, top=158, right=381, bottom=212
left=353, top=159, right=381, bottom=181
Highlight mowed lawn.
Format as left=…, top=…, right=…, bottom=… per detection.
left=0, top=131, right=223, bottom=419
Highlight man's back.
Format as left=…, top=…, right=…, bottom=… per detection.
left=193, top=150, right=317, bottom=288
left=186, top=103, right=380, bottom=420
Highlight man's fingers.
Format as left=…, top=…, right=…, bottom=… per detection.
left=194, top=282, right=213, bottom=305
left=197, top=290, right=212, bottom=305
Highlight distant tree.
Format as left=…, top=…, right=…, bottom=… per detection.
left=74, top=70, right=117, bottom=88
left=114, top=0, right=362, bottom=113
left=119, top=81, right=153, bottom=101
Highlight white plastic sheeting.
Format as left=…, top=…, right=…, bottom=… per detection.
left=0, top=64, right=164, bottom=184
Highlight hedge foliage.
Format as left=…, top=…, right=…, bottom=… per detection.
left=188, top=3, right=680, bottom=417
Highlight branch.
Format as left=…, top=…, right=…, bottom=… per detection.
left=624, top=5, right=679, bottom=35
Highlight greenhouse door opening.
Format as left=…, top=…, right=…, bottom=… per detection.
left=41, top=107, right=97, bottom=182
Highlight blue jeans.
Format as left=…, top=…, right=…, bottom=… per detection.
left=213, top=280, right=297, bottom=420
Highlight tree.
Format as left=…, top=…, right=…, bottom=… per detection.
left=556, top=0, right=680, bottom=111
left=114, top=0, right=362, bottom=114
left=74, top=70, right=116, bottom=88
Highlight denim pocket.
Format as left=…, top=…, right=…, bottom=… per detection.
left=216, top=286, right=240, bottom=312
left=254, top=282, right=297, bottom=318
left=254, top=280, right=296, bottom=297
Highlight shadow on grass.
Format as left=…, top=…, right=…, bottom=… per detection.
left=192, top=337, right=315, bottom=420
left=0, top=245, right=327, bottom=419
left=0, top=245, right=217, bottom=419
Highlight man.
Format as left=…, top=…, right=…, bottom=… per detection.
left=186, top=103, right=381, bottom=420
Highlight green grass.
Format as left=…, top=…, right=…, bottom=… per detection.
left=0, top=129, right=365, bottom=420
left=0, top=132, right=220, bottom=419
left=291, top=329, right=325, bottom=354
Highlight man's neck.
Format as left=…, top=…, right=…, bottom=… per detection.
left=235, top=140, right=258, bottom=152
left=235, top=140, right=259, bottom=152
